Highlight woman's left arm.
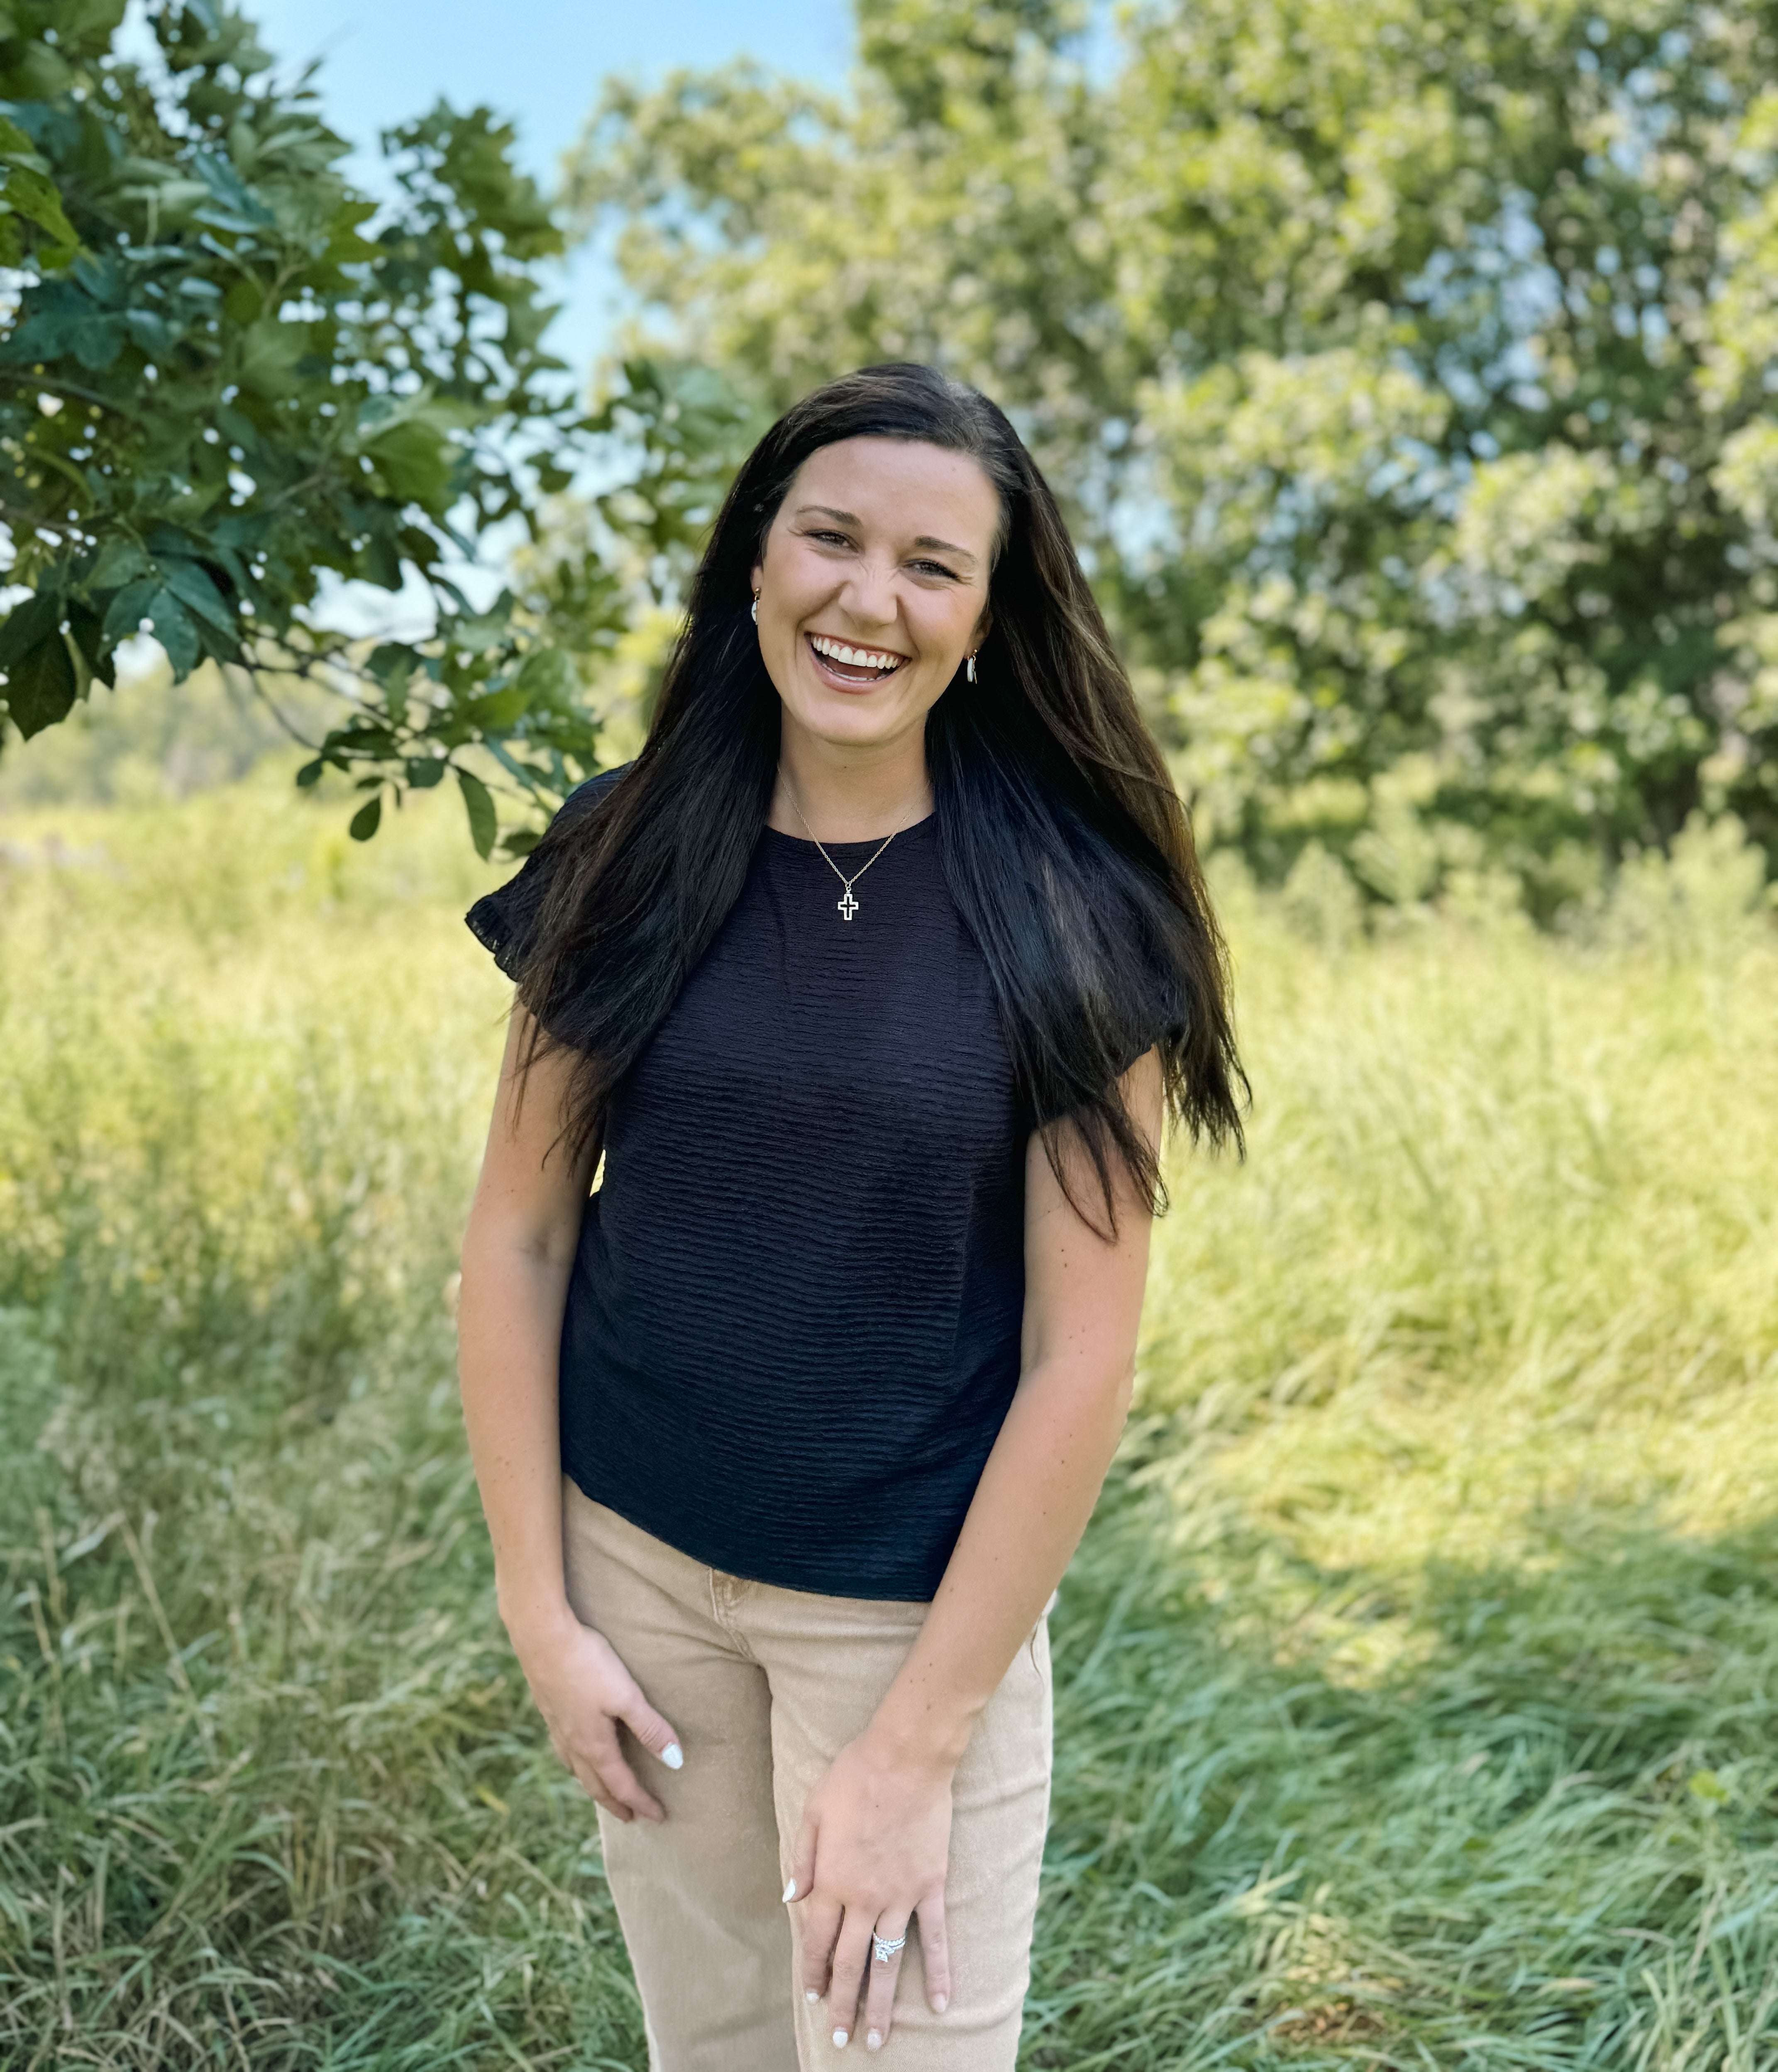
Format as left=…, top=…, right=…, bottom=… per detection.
left=789, top=1048, right=1163, bottom=2050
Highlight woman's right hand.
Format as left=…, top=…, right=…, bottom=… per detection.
left=509, top=1609, right=684, bottom=1823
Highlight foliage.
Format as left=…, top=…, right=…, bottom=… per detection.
left=569, top=0, right=1778, bottom=898
left=3, top=781, right=1777, bottom=2063
left=0, top=652, right=331, bottom=808
left=0, top=0, right=754, bottom=856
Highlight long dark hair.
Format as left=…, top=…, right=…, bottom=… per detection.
left=502, top=363, right=1245, bottom=1232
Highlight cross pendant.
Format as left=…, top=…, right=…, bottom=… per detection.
left=837, top=888, right=859, bottom=920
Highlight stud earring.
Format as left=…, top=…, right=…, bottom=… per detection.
left=965, top=651, right=977, bottom=683
left=750, top=593, right=759, bottom=623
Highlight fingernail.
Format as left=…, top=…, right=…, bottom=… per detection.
left=805, top=1988, right=821, bottom=2003
left=783, top=1878, right=798, bottom=1902
left=866, top=2031, right=882, bottom=2051
left=832, top=2028, right=848, bottom=2048
left=933, top=1994, right=948, bottom=2013
left=661, top=1743, right=684, bottom=1771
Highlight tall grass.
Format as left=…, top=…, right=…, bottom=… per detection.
left=2, top=783, right=1774, bottom=2068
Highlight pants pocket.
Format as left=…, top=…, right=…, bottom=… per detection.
left=1026, top=1609, right=1051, bottom=1682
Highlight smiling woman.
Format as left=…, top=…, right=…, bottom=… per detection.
left=755, top=439, right=997, bottom=739
left=751, top=437, right=1000, bottom=912
left=453, top=364, right=1245, bottom=2069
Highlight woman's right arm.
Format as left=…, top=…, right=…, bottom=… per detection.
left=457, top=1005, right=683, bottom=1822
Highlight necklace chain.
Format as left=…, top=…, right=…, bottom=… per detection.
left=778, top=769, right=922, bottom=920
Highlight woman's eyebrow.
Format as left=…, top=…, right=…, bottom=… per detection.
left=912, top=535, right=977, bottom=567
left=794, top=504, right=978, bottom=569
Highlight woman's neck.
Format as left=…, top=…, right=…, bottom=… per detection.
left=768, top=723, right=934, bottom=842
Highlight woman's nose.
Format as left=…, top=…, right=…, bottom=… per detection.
left=839, top=558, right=899, bottom=627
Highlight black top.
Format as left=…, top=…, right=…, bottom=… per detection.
left=466, top=768, right=1121, bottom=1599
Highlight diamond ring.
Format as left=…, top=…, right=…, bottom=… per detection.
left=872, top=1933, right=907, bottom=1965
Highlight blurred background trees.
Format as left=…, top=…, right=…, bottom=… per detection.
left=570, top=0, right=1778, bottom=910
left=4, top=0, right=1776, bottom=914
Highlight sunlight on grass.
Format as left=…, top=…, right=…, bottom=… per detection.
left=2, top=782, right=1775, bottom=2068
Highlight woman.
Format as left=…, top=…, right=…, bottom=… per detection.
left=457, top=362, right=1243, bottom=2070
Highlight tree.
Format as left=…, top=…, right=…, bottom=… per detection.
left=568, top=0, right=1778, bottom=902
left=0, top=0, right=752, bottom=854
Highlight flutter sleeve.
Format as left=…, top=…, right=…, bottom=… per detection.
left=1109, top=939, right=1185, bottom=1081
left=1023, top=905, right=1187, bottom=1132
left=463, top=765, right=628, bottom=982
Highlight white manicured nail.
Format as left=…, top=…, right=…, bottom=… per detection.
left=832, top=2029, right=848, bottom=2048
left=661, top=1743, right=683, bottom=1770
left=867, top=2031, right=882, bottom=2051
left=784, top=1878, right=798, bottom=1901
left=933, top=1994, right=948, bottom=2014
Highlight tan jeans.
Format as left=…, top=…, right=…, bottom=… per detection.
left=559, top=1474, right=1054, bottom=2071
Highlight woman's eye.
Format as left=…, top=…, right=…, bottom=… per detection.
left=911, top=559, right=959, bottom=580
left=811, top=530, right=852, bottom=547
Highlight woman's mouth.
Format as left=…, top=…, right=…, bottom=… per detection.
left=805, top=631, right=910, bottom=691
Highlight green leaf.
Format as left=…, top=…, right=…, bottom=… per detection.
left=142, top=587, right=201, bottom=679
left=349, top=795, right=383, bottom=841
left=370, top=642, right=416, bottom=724
left=457, top=767, right=497, bottom=859
left=89, top=538, right=151, bottom=591
left=0, top=164, right=79, bottom=250
left=239, top=317, right=305, bottom=398
left=5, top=38, right=73, bottom=97
left=100, top=577, right=158, bottom=646
left=296, top=758, right=325, bottom=788
left=358, top=527, right=403, bottom=591
left=446, top=592, right=515, bottom=653
left=369, top=644, right=416, bottom=685
left=157, top=556, right=235, bottom=634
left=406, top=757, right=446, bottom=788
left=362, top=417, right=454, bottom=511
left=0, top=592, right=63, bottom=668
left=466, top=683, right=528, bottom=731
left=55, top=0, right=129, bottom=52
left=513, top=645, right=580, bottom=710
left=65, top=603, right=115, bottom=689
left=123, top=307, right=176, bottom=357
left=69, top=312, right=126, bottom=370
left=2, top=627, right=78, bottom=737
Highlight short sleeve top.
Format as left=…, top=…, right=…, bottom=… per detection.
left=466, top=766, right=1153, bottom=1600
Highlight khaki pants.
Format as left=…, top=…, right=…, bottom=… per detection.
left=560, top=1474, right=1054, bottom=2071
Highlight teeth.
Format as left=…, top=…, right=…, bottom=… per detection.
left=811, top=633, right=904, bottom=671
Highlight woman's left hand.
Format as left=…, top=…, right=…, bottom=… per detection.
left=785, top=1729, right=955, bottom=2051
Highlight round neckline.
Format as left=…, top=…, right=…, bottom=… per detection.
left=762, top=811, right=936, bottom=854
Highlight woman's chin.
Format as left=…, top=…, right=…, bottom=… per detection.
left=784, top=688, right=921, bottom=753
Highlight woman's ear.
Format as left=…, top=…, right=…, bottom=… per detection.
left=971, top=601, right=993, bottom=650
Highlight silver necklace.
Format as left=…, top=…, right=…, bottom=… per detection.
left=779, top=771, right=922, bottom=921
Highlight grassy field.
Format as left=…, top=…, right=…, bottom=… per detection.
left=2, top=777, right=1776, bottom=2070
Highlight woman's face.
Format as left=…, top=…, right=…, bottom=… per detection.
left=751, top=436, right=1001, bottom=757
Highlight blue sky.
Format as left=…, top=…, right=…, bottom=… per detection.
left=244, top=0, right=856, bottom=374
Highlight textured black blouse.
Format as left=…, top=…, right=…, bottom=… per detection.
left=469, top=769, right=1057, bottom=1599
